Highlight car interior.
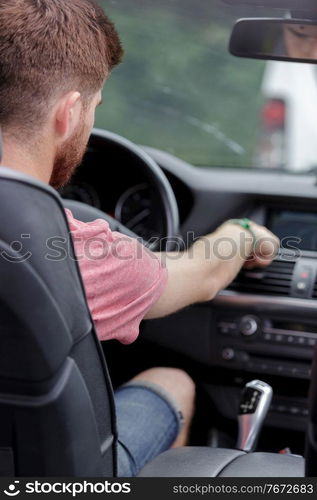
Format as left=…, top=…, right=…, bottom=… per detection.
left=2, top=0, right=317, bottom=477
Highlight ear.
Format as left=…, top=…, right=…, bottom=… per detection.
left=54, top=91, right=82, bottom=142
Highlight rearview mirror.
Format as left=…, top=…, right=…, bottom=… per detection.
left=230, top=18, right=317, bottom=64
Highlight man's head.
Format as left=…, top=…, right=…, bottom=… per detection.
left=0, top=0, right=123, bottom=188
left=283, top=23, right=317, bottom=61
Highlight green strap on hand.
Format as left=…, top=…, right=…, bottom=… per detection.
left=227, top=218, right=257, bottom=250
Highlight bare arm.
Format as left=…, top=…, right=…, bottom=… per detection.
left=145, top=221, right=279, bottom=320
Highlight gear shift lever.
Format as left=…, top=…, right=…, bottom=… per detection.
left=237, top=380, right=273, bottom=452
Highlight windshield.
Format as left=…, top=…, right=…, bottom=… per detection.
left=96, top=0, right=317, bottom=172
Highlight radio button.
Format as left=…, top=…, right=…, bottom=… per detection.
left=276, top=405, right=287, bottom=413
left=287, top=336, right=295, bottom=344
left=239, top=316, right=259, bottom=337
left=290, top=407, right=300, bottom=415
left=218, top=321, right=238, bottom=336
left=296, top=282, right=308, bottom=292
left=222, top=348, right=235, bottom=361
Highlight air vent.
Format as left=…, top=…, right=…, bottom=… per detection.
left=229, top=259, right=296, bottom=297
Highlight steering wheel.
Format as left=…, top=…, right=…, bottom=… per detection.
left=63, top=129, right=180, bottom=251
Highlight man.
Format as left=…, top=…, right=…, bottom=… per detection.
left=283, top=23, right=317, bottom=60
left=0, top=0, right=279, bottom=476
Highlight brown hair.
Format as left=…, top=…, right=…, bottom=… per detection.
left=0, top=0, right=123, bottom=138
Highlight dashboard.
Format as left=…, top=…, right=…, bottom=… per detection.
left=62, top=131, right=317, bottom=435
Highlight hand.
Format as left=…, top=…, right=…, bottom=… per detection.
left=244, top=221, right=280, bottom=269
left=223, top=220, right=280, bottom=270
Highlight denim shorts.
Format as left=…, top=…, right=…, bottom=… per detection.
left=114, top=381, right=184, bottom=477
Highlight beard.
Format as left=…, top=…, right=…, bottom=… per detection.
left=50, top=120, right=90, bottom=190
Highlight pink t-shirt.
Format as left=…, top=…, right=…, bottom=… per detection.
left=66, top=209, right=168, bottom=344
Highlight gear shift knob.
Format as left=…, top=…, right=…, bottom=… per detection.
left=237, top=379, right=273, bottom=452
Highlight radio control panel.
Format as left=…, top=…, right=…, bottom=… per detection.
left=215, top=313, right=316, bottom=379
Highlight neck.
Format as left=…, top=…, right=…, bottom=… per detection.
left=0, top=134, right=53, bottom=185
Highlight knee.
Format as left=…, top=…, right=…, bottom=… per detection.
left=164, top=367, right=195, bottom=402
left=131, top=367, right=196, bottom=415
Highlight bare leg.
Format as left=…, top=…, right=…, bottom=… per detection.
left=130, top=367, right=195, bottom=448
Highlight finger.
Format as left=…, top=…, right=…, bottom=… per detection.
left=254, top=235, right=280, bottom=258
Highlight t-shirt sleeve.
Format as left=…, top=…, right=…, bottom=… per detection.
left=66, top=209, right=168, bottom=344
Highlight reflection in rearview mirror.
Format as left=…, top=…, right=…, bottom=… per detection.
left=230, top=18, right=317, bottom=64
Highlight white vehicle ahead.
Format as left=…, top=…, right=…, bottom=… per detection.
left=256, top=61, right=317, bottom=172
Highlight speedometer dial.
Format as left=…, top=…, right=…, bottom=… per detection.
left=115, top=184, right=164, bottom=242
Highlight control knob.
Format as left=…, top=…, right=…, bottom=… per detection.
left=239, top=315, right=259, bottom=337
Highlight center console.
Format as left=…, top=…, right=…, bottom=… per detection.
left=211, top=205, right=317, bottom=432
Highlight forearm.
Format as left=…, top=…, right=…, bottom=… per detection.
left=145, top=223, right=254, bottom=319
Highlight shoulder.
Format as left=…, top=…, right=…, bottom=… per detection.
left=65, top=208, right=115, bottom=241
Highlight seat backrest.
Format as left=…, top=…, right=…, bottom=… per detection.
left=0, top=168, right=117, bottom=477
